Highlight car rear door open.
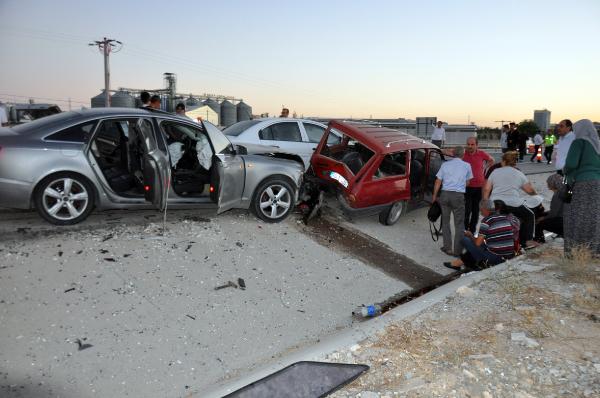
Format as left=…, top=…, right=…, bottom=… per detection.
left=137, top=118, right=170, bottom=210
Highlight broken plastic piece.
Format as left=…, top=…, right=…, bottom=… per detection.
left=238, top=278, right=246, bottom=290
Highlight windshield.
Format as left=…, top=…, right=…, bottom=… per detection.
left=223, top=120, right=261, bottom=136
left=12, top=111, right=79, bottom=134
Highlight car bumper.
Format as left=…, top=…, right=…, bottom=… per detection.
left=0, top=177, right=33, bottom=209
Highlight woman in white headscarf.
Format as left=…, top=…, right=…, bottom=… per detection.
left=563, top=119, right=600, bottom=256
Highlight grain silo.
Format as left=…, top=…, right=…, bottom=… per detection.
left=236, top=101, right=252, bottom=122
left=111, top=90, right=136, bottom=108
left=91, top=90, right=110, bottom=108
left=220, top=100, right=236, bottom=127
left=203, top=98, right=221, bottom=125
left=186, top=96, right=199, bottom=107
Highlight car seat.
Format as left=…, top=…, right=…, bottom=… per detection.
left=341, top=152, right=364, bottom=174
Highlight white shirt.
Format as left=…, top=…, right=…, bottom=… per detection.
left=488, top=167, right=529, bottom=207
left=555, top=131, right=575, bottom=170
left=533, top=134, right=543, bottom=145
left=436, top=158, right=473, bottom=193
left=500, top=132, right=508, bottom=148
left=0, top=105, right=8, bottom=125
left=431, top=126, right=445, bottom=141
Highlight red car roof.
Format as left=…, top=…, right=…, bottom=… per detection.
left=328, top=120, right=438, bottom=154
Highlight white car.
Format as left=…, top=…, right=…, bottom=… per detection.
left=223, top=118, right=341, bottom=169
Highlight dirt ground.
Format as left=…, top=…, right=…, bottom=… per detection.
left=326, top=241, right=600, bottom=398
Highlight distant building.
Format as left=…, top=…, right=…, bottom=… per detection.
left=534, top=109, right=551, bottom=132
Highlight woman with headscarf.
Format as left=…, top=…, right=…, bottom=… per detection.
left=534, top=173, right=564, bottom=242
left=563, top=119, right=600, bottom=256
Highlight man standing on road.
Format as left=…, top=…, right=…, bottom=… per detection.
left=544, top=130, right=557, bottom=164
left=432, top=146, right=473, bottom=257
left=530, top=131, right=543, bottom=163
left=517, top=128, right=528, bottom=162
left=431, top=121, right=446, bottom=148
left=500, top=124, right=509, bottom=153
left=149, top=95, right=161, bottom=110
left=280, top=107, right=289, bottom=118
left=507, top=122, right=519, bottom=151
left=462, top=137, right=494, bottom=233
left=140, top=91, right=151, bottom=108
left=555, top=119, right=575, bottom=174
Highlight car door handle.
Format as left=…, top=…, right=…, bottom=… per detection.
left=271, top=145, right=280, bottom=149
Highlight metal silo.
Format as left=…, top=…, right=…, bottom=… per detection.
left=91, top=90, right=109, bottom=108
left=236, top=101, right=252, bottom=122
left=111, top=90, right=136, bottom=108
left=186, top=96, right=199, bottom=106
left=203, top=98, right=221, bottom=125
left=220, top=100, right=236, bottom=127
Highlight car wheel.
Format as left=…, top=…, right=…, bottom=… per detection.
left=252, top=177, right=295, bottom=223
left=378, top=201, right=406, bottom=226
left=34, top=172, right=95, bottom=225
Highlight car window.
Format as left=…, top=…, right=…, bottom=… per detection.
left=45, top=121, right=97, bottom=143
left=259, top=122, right=301, bottom=142
left=203, top=120, right=235, bottom=154
left=12, top=111, right=79, bottom=135
left=223, top=120, right=261, bottom=136
left=304, top=123, right=326, bottom=143
left=373, top=152, right=407, bottom=179
left=319, top=132, right=374, bottom=175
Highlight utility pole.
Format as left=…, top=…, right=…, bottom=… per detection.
left=89, top=37, right=122, bottom=107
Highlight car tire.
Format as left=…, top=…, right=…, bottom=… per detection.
left=251, top=177, right=295, bottom=223
left=378, top=200, right=406, bottom=226
left=34, top=172, right=96, bottom=225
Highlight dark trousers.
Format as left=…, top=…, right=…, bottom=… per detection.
left=464, top=187, right=482, bottom=233
left=460, top=236, right=505, bottom=269
left=535, top=216, right=563, bottom=241
left=530, top=145, right=541, bottom=162
left=506, top=205, right=535, bottom=245
left=518, top=146, right=526, bottom=160
left=544, top=145, right=553, bottom=163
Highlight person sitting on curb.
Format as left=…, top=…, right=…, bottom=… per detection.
left=533, top=173, right=564, bottom=243
left=444, top=200, right=521, bottom=271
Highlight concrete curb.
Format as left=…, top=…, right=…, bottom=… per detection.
left=201, top=258, right=528, bottom=398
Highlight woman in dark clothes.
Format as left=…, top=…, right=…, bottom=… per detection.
left=534, top=173, right=564, bottom=242
left=563, top=119, right=600, bottom=256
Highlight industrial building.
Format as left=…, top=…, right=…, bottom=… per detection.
left=534, top=109, right=551, bottom=132
left=90, top=73, right=252, bottom=128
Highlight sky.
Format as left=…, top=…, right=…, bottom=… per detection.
left=0, top=0, right=599, bottom=127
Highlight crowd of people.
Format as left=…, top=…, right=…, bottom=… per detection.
left=431, top=119, right=600, bottom=271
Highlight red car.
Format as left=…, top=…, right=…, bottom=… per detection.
left=306, top=121, right=445, bottom=225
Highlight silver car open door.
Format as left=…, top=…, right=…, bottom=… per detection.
left=137, top=118, right=170, bottom=210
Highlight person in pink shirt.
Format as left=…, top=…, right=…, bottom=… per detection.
left=462, top=137, right=494, bottom=233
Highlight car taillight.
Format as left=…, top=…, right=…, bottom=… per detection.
left=144, top=185, right=151, bottom=191
left=209, top=186, right=215, bottom=193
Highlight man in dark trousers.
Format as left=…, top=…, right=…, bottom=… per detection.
left=517, top=128, right=528, bottom=162
left=463, top=137, right=494, bottom=233
left=507, top=122, right=519, bottom=151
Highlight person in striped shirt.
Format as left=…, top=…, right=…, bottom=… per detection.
left=444, top=200, right=520, bottom=271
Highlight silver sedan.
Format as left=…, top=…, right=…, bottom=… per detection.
left=0, top=108, right=304, bottom=225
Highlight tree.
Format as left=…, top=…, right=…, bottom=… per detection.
left=518, top=120, right=539, bottom=138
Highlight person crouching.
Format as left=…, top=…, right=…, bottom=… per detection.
left=444, top=200, right=521, bottom=271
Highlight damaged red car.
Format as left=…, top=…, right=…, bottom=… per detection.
left=305, top=121, right=445, bottom=225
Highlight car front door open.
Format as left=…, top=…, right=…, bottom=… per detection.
left=137, top=118, right=170, bottom=210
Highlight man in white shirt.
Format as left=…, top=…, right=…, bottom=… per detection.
left=0, top=102, right=9, bottom=126
left=530, top=131, right=544, bottom=163
left=554, top=119, right=575, bottom=174
left=431, top=121, right=446, bottom=148
left=432, top=146, right=473, bottom=256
